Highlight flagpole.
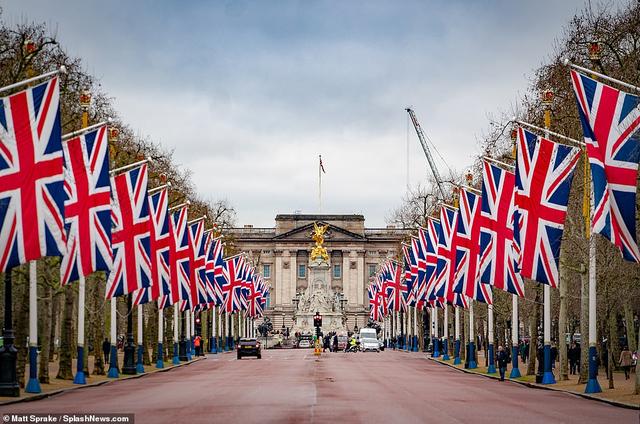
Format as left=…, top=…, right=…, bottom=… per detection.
left=210, top=306, right=218, bottom=354
left=454, top=306, right=461, bottom=364
left=107, top=298, right=119, bottom=378
left=0, top=66, right=66, bottom=95
left=433, top=308, right=440, bottom=357
left=442, top=305, right=449, bottom=360
left=413, top=307, right=418, bottom=352
left=156, top=307, right=164, bottom=368
left=541, top=94, right=556, bottom=385
left=136, top=305, right=145, bottom=373
left=318, top=155, right=322, bottom=213
left=564, top=60, right=640, bottom=92
left=509, top=295, right=521, bottom=377
left=25, top=261, right=40, bottom=393
left=172, top=306, right=180, bottom=364
left=61, top=121, right=108, bottom=141
left=468, top=301, right=477, bottom=369
left=487, top=304, right=496, bottom=374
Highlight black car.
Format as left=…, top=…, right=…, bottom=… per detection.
left=237, top=338, right=262, bottom=359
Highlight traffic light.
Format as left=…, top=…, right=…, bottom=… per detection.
left=313, top=313, right=322, bottom=328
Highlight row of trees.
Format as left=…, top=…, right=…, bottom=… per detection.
left=0, top=11, right=238, bottom=386
left=388, top=1, right=640, bottom=393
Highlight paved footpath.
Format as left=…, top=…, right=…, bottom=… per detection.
left=0, top=350, right=637, bottom=424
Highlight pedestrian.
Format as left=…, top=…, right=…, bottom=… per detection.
left=497, top=345, right=509, bottom=381
left=568, top=342, right=578, bottom=375
left=194, top=335, right=202, bottom=356
left=102, top=338, right=111, bottom=364
left=332, top=334, right=338, bottom=352
left=619, top=346, right=633, bottom=380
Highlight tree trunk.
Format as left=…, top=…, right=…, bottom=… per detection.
left=14, top=268, right=30, bottom=388
left=527, top=288, right=540, bottom=376
left=623, top=300, right=636, bottom=352
left=38, top=281, right=53, bottom=384
left=56, top=284, right=75, bottom=380
left=578, top=272, right=589, bottom=384
left=49, top=291, right=60, bottom=362
left=559, top=260, right=569, bottom=381
left=92, top=275, right=105, bottom=375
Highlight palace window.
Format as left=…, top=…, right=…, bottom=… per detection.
left=263, top=264, right=271, bottom=278
left=333, top=264, right=342, bottom=279
left=298, top=264, right=306, bottom=279
left=368, top=264, right=376, bottom=277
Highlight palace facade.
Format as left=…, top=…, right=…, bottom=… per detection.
left=226, top=214, right=408, bottom=332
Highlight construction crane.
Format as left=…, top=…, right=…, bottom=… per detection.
left=405, top=107, right=447, bottom=199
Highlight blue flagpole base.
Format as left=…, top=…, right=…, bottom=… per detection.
left=156, top=358, right=164, bottom=369
left=156, top=342, right=164, bottom=368
left=468, top=360, right=477, bottom=369
left=108, top=345, right=119, bottom=378
left=136, top=345, right=145, bottom=373
left=73, top=371, right=86, bottom=385
left=172, top=342, right=180, bottom=365
left=487, top=364, right=496, bottom=374
left=453, top=357, right=461, bottom=365
left=509, top=367, right=521, bottom=379
left=412, top=336, right=418, bottom=352
left=443, top=354, right=450, bottom=360
left=25, top=378, right=41, bottom=394
left=487, top=344, right=495, bottom=373
left=585, top=378, right=602, bottom=393
left=542, top=371, right=556, bottom=385
left=210, top=337, right=217, bottom=354
left=172, top=356, right=180, bottom=365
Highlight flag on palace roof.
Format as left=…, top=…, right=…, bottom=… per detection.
left=106, top=163, right=152, bottom=298
left=570, top=70, right=640, bottom=262
left=453, top=187, right=492, bottom=304
left=477, top=160, right=524, bottom=297
left=61, top=124, right=112, bottom=285
left=0, top=77, right=66, bottom=272
left=514, top=127, right=581, bottom=287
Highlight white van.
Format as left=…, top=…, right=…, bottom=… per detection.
left=359, top=328, right=380, bottom=352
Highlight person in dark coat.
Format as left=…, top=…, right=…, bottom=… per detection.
left=568, top=342, right=578, bottom=375
left=332, top=334, right=338, bottom=352
left=102, top=338, right=111, bottom=364
left=496, top=345, right=509, bottom=381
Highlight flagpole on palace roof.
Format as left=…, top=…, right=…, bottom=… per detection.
left=318, top=155, right=323, bottom=214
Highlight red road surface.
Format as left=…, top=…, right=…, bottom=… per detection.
left=0, top=350, right=636, bottom=423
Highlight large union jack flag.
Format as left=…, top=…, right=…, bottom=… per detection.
left=570, top=70, right=640, bottom=262
left=382, top=260, right=406, bottom=313
left=245, top=272, right=263, bottom=318
left=453, top=188, right=492, bottom=304
left=61, top=125, right=111, bottom=285
left=169, top=205, right=191, bottom=309
left=209, top=235, right=226, bottom=307
left=478, top=161, right=524, bottom=297
left=106, top=164, right=152, bottom=298
left=188, top=219, right=208, bottom=309
left=134, top=187, right=172, bottom=307
left=368, top=282, right=383, bottom=321
left=221, top=254, right=246, bottom=313
left=0, top=77, right=65, bottom=272
left=204, top=233, right=221, bottom=306
left=514, top=128, right=581, bottom=287
left=425, top=217, right=444, bottom=308
left=402, top=243, right=417, bottom=307
left=434, top=206, right=467, bottom=308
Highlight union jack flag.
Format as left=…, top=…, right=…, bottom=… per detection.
left=570, top=70, right=640, bottom=262
left=411, top=236, right=428, bottom=309
left=209, top=236, right=226, bottom=306
left=134, top=187, right=172, bottom=307
left=0, top=77, right=65, bottom=272
left=382, top=260, right=406, bottom=313
left=434, top=206, right=467, bottom=308
left=478, top=161, right=524, bottom=297
left=169, top=205, right=191, bottom=309
left=60, top=125, right=111, bottom=285
left=514, top=128, right=581, bottom=287
left=402, top=243, right=417, bottom=306
left=204, top=233, right=222, bottom=306
left=425, top=217, right=444, bottom=307
left=221, top=254, right=246, bottom=313
left=368, top=283, right=383, bottom=321
left=106, top=164, right=152, bottom=298
left=188, top=219, right=208, bottom=309
left=453, top=188, right=492, bottom=304
left=245, top=273, right=263, bottom=318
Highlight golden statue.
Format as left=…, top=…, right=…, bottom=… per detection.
left=310, top=222, right=330, bottom=262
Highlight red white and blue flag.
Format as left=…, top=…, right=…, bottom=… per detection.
left=0, top=77, right=66, bottom=272
left=210, top=235, right=226, bottom=307
left=453, top=188, right=492, bottom=304
left=368, top=283, right=383, bottom=321
left=411, top=236, right=428, bottom=309
left=570, top=70, right=640, bottom=262
left=221, top=254, right=246, bottom=313
left=61, top=125, right=111, bottom=285
left=204, top=233, right=222, bottom=306
left=478, top=161, right=524, bottom=297
left=402, top=243, right=417, bottom=307
left=514, top=128, right=581, bottom=287
left=134, top=187, right=172, bottom=307
left=188, top=219, right=208, bottom=309
left=169, top=205, right=191, bottom=308
left=434, top=206, right=467, bottom=308
left=425, top=217, right=444, bottom=307
left=106, top=164, right=152, bottom=298
left=383, top=260, right=406, bottom=313
left=245, top=272, right=263, bottom=318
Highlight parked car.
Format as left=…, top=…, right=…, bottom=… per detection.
left=359, top=328, right=380, bottom=352
left=237, top=338, right=261, bottom=359
left=298, top=339, right=312, bottom=348
left=337, top=334, right=349, bottom=351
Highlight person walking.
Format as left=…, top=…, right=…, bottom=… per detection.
left=332, top=334, right=338, bottom=353
left=497, top=345, right=509, bottom=381
left=194, top=335, right=202, bottom=356
left=568, top=342, right=578, bottom=375
left=102, top=338, right=111, bottom=364
left=619, top=346, right=633, bottom=380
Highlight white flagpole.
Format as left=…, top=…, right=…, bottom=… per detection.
left=157, top=307, right=164, bottom=368
left=172, top=306, right=179, bottom=364
left=487, top=304, right=496, bottom=373
left=0, top=66, right=65, bottom=95
left=108, top=298, right=119, bottom=377
left=442, top=304, right=449, bottom=359
left=510, top=295, right=521, bottom=377
left=26, top=261, right=40, bottom=393
left=73, top=274, right=87, bottom=385
left=468, top=301, right=477, bottom=368
left=454, top=306, right=461, bottom=364
left=211, top=306, right=217, bottom=353
left=433, top=307, right=440, bottom=357
left=318, top=155, right=322, bottom=213
left=136, top=305, right=144, bottom=373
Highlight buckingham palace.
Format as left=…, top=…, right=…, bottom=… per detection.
left=225, top=214, right=408, bottom=333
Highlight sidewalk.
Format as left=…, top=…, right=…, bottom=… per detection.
left=430, top=350, right=639, bottom=409
left=0, top=352, right=205, bottom=405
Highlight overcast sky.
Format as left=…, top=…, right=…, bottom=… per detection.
left=3, top=0, right=608, bottom=227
